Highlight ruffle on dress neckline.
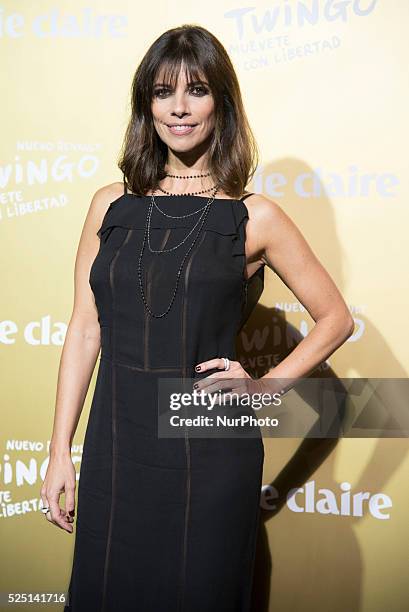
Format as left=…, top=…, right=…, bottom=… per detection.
left=96, top=194, right=250, bottom=251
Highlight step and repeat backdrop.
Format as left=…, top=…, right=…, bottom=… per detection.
left=1, top=1, right=408, bottom=611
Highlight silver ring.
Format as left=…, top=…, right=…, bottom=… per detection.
left=222, top=357, right=230, bottom=371
left=41, top=506, right=50, bottom=514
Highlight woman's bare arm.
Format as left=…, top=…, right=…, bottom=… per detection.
left=245, top=195, right=355, bottom=385
left=40, top=182, right=123, bottom=532
left=48, top=181, right=124, bottom=458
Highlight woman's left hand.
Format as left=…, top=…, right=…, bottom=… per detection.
left=193, top=357, right=269, bottom=404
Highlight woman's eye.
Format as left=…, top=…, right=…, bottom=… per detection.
left=190, top=85, right=209, bottom=96
left=153, top=88, right=170, bottom=98
left=153, top=86, right=209, bottom=98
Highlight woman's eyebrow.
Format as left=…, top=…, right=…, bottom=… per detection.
left=188, top=79, right=210, bottom=86
left=153, top=80, right=210, bottom=87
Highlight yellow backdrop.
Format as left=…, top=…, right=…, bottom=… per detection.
left=1, top=1, right=408, bottom=611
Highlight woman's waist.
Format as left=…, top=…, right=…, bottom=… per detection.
left=99, top=323, right=238, bottom=369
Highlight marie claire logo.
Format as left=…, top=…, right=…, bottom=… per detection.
left=252, top=166, right=399, bottom=199
left=0, top=6, right=127, bottom=39
left=0, top=316, right=67, bottom=346
left=261, top=479, right=392, bottom=519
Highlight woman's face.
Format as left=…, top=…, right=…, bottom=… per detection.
left=151, top=65, right=215, bottom=154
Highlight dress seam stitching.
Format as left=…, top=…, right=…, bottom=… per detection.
left=101, top=228, right=132, bottom=612
left=179, top=229, right=206, bottom=611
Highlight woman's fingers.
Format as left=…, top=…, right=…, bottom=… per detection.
left=195, top=357, right=228, bottom=373
left=40, top=491, right=51, bottom=522
left=40, top=458, right=76, bottom=532
left=64, top=482, right=76, bottom=523
left=193, top=359, right=248, bottom=393
left=40, top=490, right=48, bottom=510
left=195, top=377, right=236, bottom=397
left=49, top=492, right=73, bottom=533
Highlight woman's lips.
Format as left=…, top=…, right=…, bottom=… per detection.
left=166, top=124, right=197, bottom=136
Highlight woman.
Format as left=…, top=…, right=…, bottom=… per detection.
left=40, top=24, right=354, bottom=612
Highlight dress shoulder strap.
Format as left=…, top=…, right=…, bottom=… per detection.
left=123, top=175, right=128, bottom=195
left=241, top=192, right=254, bottom=202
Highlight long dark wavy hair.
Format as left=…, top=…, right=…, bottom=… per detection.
left=117, top=24, right=259, bottom=198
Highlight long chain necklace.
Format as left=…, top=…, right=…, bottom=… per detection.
left=157, top=184, right=216, bottom=196
left=147, top=204, right=208, bottom=253
left=137, top=184, right=219, bottom=318
left=152, top=197, right=209, bottom=220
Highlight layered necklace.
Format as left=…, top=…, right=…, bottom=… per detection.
left=137, top=169, right=220, bottom=318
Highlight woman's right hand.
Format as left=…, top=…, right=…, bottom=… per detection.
left=40, top=452, right=77, bottom=533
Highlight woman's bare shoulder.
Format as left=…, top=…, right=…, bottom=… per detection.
left=240, top=192, right=297, bottom=254
left=92, top=181, right=124, bottom=211
left=85, top=181, right=124, bottom=227
left=79, top=182, right=125, bottom=239
left=240, top=192, right=284, bottom=223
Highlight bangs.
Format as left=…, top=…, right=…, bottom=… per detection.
left=154, top=53, right=209, bottom=90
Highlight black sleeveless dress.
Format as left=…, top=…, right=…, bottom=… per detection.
left=64, top=182, right=265, bottom=612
